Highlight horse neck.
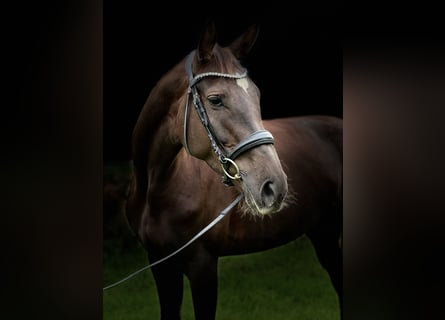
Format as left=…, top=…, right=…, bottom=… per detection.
left=132, top=61, right=187, bottom=188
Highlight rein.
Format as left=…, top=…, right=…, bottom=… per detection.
left=103, top=51, right=274, bottom=291
left=103, top=193, right=244, bottom=291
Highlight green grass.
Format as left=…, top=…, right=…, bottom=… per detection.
left=103, top=236, right=340, bottom=320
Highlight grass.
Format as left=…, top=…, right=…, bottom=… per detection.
left=103, top=161, right=340, bottom=319
left=103, top=236, right=340, bottom=320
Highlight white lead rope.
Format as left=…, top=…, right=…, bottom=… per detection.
left=103, top=193, right=244, bottom=291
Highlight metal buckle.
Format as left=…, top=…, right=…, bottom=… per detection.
left=220, top=157, right=241, bottom=181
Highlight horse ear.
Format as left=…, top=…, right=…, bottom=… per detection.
left=229, top=24, right=260, bottom=60
left=197, top=21, right=217, bottom=63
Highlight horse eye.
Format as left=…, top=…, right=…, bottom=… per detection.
left=207, top=95, right=223, bottom=107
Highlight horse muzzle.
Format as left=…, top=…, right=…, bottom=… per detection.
left=236, top=146, right=289, bottom=216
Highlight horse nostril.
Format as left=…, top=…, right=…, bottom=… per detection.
left=261, top=180, right=277, bottom=208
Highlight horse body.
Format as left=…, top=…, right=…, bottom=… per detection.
left=126, top=23, right=342, bottom=320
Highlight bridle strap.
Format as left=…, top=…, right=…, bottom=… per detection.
left=184, top=51, right=231, bottom=162
left=183, top=50, right=275, bottom=185
left=227, top=130, right=274, bottom=160
left=102, top=193, right=244, bottom=291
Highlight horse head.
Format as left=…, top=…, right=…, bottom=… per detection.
left=179, top=22, right=289, bottom=216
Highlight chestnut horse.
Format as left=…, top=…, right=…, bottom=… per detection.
left=125, top=23, right=342, bottom=319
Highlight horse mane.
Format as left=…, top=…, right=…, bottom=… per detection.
left=131, top=59, right=187, bottom=172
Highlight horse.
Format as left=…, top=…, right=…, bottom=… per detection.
left=125, top=22, right=342, bottom=320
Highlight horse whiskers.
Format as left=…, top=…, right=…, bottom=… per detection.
left=237, top=198, right=266, bottom=220
left=236, top=183, right=298, bottom=219
left=282, top=185, right=298, bottom=209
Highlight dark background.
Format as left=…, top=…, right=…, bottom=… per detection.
left=104, top=8, right=342, bottom=161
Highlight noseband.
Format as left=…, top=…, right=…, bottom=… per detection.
left=183, top=50, right=275, bottom=186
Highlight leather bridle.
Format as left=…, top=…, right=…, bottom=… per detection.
left=183, top=50, right=275, bottom=186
